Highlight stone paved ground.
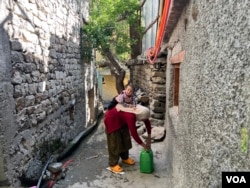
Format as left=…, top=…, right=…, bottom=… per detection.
left=53, top=117, right=169, bottom=188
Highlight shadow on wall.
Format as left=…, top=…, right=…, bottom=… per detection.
left=0, top=1, right=15, bottom=186
left=0, top=0, right=93, bottom=186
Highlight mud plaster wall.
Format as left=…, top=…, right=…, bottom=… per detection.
left=165, top=0, right=250, bottom=187
left=0, top=0, right=98, bottom=186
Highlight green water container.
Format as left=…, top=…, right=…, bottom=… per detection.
left=140, top=149, right=154, bottom=173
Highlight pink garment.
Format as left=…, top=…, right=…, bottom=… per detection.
left=115, top=90, right=136, bottom=106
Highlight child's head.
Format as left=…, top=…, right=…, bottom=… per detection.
left=124, top=83, right=134, bottom=97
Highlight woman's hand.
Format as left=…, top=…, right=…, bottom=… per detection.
left=146, top=135, right=151, bottom=149
left=141, top=142, right=150, bottom=151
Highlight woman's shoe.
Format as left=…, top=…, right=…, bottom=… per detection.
left=110, top=164, right=124, bottom=173
left=122, top=158, right=135, bottom=165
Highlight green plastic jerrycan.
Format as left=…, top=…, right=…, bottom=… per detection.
left=140, top=149, right=154, bottom=173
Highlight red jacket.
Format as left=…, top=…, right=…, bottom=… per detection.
left=104, top=107, right=151, bottom=145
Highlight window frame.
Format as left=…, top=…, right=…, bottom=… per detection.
left=170, top=50, right=185, bottom=113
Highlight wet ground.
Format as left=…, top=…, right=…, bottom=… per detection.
left=53, top=116, right=169, bottom=188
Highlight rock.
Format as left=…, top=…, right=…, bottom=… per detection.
left=48, top=162, right=63, bottom=173
left=139, top=96, right=149, bottom=104
left=21, top=159, right=43, bottom=186
left=142, top=126, right=166, bottom=142
left=137, top=125, right=145, bottom=135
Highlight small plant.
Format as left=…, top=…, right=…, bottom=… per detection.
left=240, top=127, right=249, bottom=154
left=80, top=28, right=93, bottom=62
left=34, top=139, right=65, bottom=161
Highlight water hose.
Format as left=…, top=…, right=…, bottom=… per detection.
left=147, top=0, right=172, bottom=64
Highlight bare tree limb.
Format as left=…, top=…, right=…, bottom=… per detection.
left=143, top=15, right=160, bottom=35
left=140, top=0, right=147, bottom=7
left=97, top=61, right=110, bottom=68
left=104, top=49, right=126, bottom=93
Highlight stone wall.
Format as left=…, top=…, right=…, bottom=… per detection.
left=130, top=59, right=166, bottom=126
left=165, top=0, right=250, bottom=187
left=0, top=0, right=98, bottom=186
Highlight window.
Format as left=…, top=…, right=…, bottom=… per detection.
left=170, top=50, right=185, bottom=112
left=173, top=63, right=180, bottom=106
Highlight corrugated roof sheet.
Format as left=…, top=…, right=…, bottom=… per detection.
left=141, top=0, right=159, bottom=55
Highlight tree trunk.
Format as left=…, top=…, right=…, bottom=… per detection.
left=129, top=11, right=142, bottom=59
left=105, top=49, right=126, bottom=94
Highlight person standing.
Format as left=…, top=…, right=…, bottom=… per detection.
left=104, top=85, right=151, bottom=173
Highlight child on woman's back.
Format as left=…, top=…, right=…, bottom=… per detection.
left=115, top=83, right=150, bottom=121
left=115, top=83, right=136, bottom=108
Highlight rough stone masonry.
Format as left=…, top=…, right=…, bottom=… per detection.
left=0, top=0, right=99, bottom=186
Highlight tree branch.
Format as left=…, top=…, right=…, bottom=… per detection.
left=140, top=0, right=147, bottom=8
left=116, top=10, right=134, bottom=22
left=96, top=60, right=110, bottom=68
left=116, top=0, right=147, bottom=22
left=143, top=15, right=159, bottom=35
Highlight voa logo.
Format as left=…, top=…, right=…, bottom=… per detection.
left=226, top=176, right=246, bottom=184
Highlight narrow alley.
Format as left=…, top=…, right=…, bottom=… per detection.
left=1, top=0, right=249, bottom=187
left=53, top=115, right=170, bottom=188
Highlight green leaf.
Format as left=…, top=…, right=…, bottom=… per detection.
left=241, top=127, right=249, bottom=154
left=81, top=0, right=142, bottom=61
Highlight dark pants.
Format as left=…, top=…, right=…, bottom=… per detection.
left=106, top=125, right=132, bottom=166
